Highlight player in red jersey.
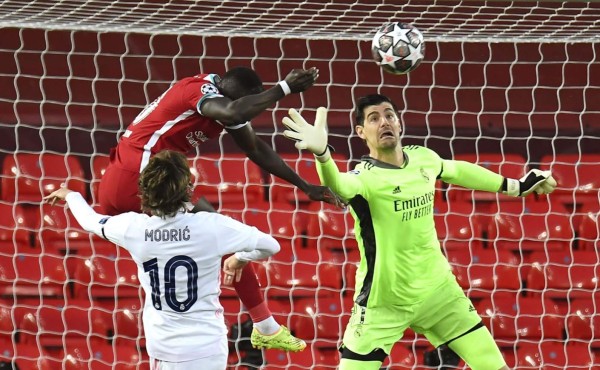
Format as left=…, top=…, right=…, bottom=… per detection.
left=98, top=66, right=340, bottom=351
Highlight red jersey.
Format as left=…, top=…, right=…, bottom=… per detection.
left=114, top=73, right=244, bottom=173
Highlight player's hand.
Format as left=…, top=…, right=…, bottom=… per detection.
left=42, top=185, right=73, bottom=206
left=304, top=184, right=347, bottom=209
left=284, top=67, right=319, bottom=93
left=283, top=107, right=329, bottom=156
left=222, top=255, right=248, bottom=285
left=503, top=169, right=557, bottom=197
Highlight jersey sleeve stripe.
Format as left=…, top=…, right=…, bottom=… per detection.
left=139, top=110, right=195, bottom=172
left=196, top=94, right=223, bottom=116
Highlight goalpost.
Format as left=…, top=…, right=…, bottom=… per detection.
left=1, top=0, right=599, bottom=369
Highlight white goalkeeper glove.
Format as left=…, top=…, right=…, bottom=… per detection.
left=282, top=107, right=331, bottom=159
left=502, top=169, right=557, bottom=197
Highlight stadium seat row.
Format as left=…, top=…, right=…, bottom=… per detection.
left=1, top=152, right=598, bottom=207
left=3, top=238, right=600, bottom=303
left=0, top=338, right=147, bottom=370
left=0, top=201, right=600, bottom=259
left=232, top=340, right=598, bottom=369
left=2, top=293, right=599, bottom=369
left=1, top=197, right=599, bottom=257
left=2, top=247, right=600, bottom=341
left=0, top=152, right=350, bottom=206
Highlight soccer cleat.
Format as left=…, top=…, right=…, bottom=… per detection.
left=250, top=325, right=306, bottom=352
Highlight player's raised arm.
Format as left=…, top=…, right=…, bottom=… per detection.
left=201, top=68, right=319, bottom=125
left=226, top=123, right=345, bottom=208
left=282, top=107, right=363, bottom=202
left=43, top=186, right=126, bottom=245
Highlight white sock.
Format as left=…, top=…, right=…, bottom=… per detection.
left=254, top=316, right=280, bottom=335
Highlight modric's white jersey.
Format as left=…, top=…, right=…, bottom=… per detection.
left=64, top=192, right=279, bottom=362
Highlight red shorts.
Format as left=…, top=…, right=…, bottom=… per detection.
left=98, top=162, right=142, bottom=216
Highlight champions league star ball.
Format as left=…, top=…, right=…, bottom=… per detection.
left=371, top=22, right=425, bottom=75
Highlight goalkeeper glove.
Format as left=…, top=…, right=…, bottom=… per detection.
left=502, top=169, right=557, bottom=197
left=282, top=107, right=331, bottom=158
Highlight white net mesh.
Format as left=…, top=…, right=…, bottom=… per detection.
left=1, top=0, right=599, bottom=369
left=2, top=0, right=600, bottom=42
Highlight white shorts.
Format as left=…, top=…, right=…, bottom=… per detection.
left=150, top=338, right=228, bottom=370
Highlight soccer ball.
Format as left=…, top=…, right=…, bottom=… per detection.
left=371, top=22, right=425, bottom=75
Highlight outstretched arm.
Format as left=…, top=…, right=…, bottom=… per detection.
left=201, top=68, right=318, bottom=125
left=282, top=107, right=363, bottom=201
left=227, top=124, right=344, bottom=207
left=43, top=187, right=123, bottom=243
left=440, top=160, right=557, bottom=196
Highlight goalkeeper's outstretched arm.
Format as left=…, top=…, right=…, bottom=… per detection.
left=282, top=107, right=362, bottom=201
left=440, top=160, right=557, bottom=197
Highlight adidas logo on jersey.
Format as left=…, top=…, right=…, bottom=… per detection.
left=392, top=186, right=401, bottom=194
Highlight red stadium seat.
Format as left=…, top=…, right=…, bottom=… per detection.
left=262, top=347, right=338, bottom=370
left=238, top=200, right=303, bottom=250
left=11, top=296, right=85, bottom=340
left=255, top=259, right=342, bottom=299
left=476, top=295, right=563, bottom=347
left=570, top=197, right=600, bottom=234
left=90, top=154, right=110, bottom=206
left=578, top=208, right=599, bottom=250
left=268, top=152, right=348, bottom=205
left=19, top=298, right=110, bottom=348
left=0, top=339, right=53, bottom=370
left=1, top=153, right=87, bottom=204
left=60, top=342, right=144, bottom=370
left=0, top=253, right=67, bottom=297
left=269, top=243, right=336, bottom=269
left=540, top=153, right=600, bottom=207
left=501, top=348, right=517, bottom=369
left=487, top=200, right=573, bottom=251
left=387, top=345, right=417, bottom=369
left=567, top=295, right=600, bottom=347
left=0, top=202, right=31, bottom=253
left=9, top=296, right=47, bottom=329
left=515, top=342, right=595, bottom=369
left=445, top=247, right=521, bottom=299
left=446, top=153, right=528, bottom=203
left=305, top=202, right=357, bottom=250
left=0, top=299, right=14, bottom=338
left=72, top=252, right=140, bottom=299
left=435, top=201, right=484, bottom=251
left=291, top=296, right=352, bottom=348
left=328, top=247, right=360, bottom=295
left=112, top=298, right=146, bottom=350
left=189, top=153, right=264, bottom=206
left=34, top=203, right=115, bottom=256
left=526, top=250, right=600, bottom=300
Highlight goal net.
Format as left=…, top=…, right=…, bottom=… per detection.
left=1, top=0, right=599, bottom=368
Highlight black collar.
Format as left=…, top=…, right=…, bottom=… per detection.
left=361, top=151, right=409, bottom=169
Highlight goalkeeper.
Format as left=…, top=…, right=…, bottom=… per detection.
left=281, top=94, right=557, bottom=370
